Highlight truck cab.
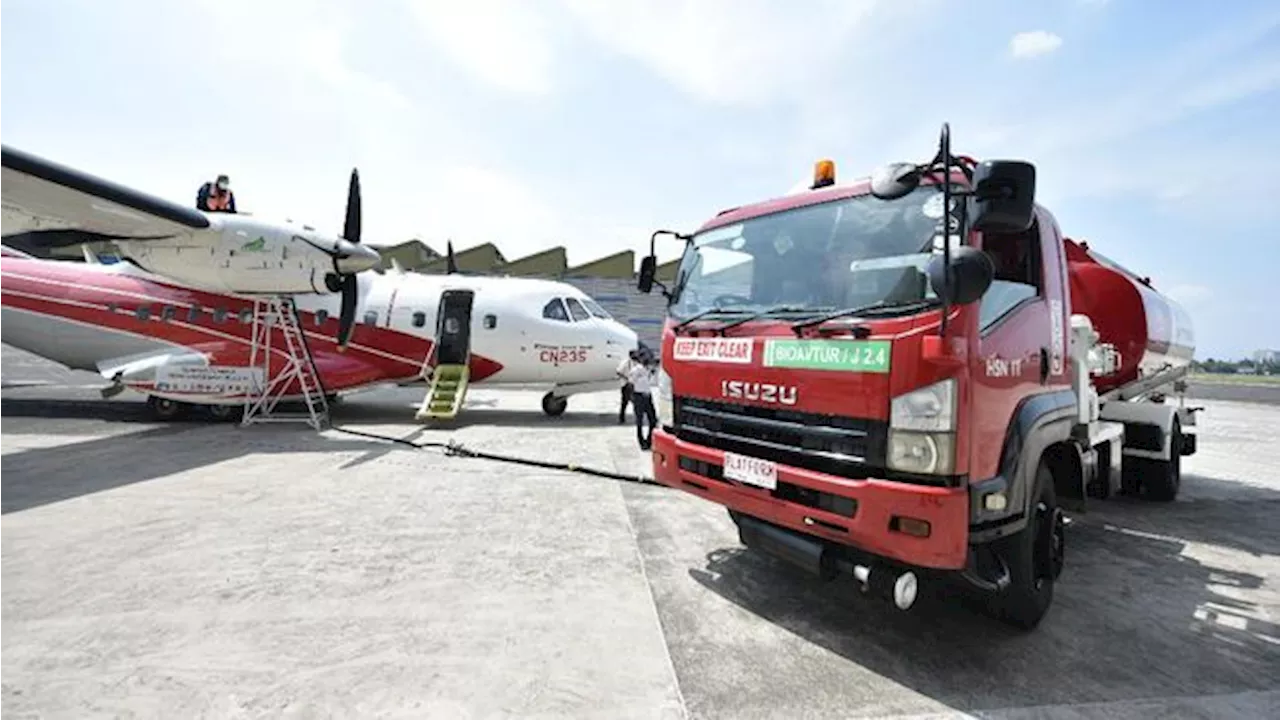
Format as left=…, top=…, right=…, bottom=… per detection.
left=635, top=124, right=1196, bottom=630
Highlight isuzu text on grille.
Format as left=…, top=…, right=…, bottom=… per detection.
left=721, top=380, right=798, bottom=406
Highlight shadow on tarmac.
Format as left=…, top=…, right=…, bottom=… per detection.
left=0, top=415, right=394, bottom=509
left=686, top=481, right=1280, bottom=715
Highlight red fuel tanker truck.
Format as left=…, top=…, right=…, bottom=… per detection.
left=635, top=123, right=1198, bottom=629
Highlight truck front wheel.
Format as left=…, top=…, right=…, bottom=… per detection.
left=989, top=461, right=1064, bottom=630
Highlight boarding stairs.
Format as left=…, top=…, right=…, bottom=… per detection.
left=415, top=346, right=470, bottom=422
left=241, top=296, right=330, bottom=430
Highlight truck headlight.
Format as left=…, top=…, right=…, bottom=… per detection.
left=656, top=365, right=673, bottom=430
left=889, top=378, right=957, bottom=475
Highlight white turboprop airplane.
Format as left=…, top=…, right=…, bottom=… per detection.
left=1, top=144, right=639, bottom=425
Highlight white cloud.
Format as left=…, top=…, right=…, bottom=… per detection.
left=561, top=0, right=887, bottom=106
left=405, top=0, right=559, bottom=96
left=1010, top=30, right=1064, bottom=59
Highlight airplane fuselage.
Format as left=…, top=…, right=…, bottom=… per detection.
left=1, top=255, right=638, bottom=406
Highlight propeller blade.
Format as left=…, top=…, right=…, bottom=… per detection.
left=336, top=274, right=358, bottom=349
left=343, top=168, right=361, bottom=245
left=446, top=239, right=457, bottom=274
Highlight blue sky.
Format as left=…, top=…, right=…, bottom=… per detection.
left=3, top=0, right=1278, bottom=359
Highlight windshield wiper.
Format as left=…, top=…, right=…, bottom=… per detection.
left=672, top=307, right=750, bottom=333
left=712, top=304, right=831, bottom=334
left=790, top=298, right=939, bottom=333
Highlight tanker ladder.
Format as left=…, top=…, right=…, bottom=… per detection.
left=241, top=295, right=331, bottom=431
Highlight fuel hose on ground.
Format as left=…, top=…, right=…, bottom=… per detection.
left=331, top=425, right=659, bottom=486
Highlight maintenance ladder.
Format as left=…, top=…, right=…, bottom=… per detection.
left=241, top=296, right=330, bottom=430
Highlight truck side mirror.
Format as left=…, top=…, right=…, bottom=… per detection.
left=928, top=245, right=994, bottom=305
left=967, top=160, right=1036, bottom=233
left=637, top=255, right=657, bottom=294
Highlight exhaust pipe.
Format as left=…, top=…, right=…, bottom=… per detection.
left=735, top=515, right=920, bottom=610
left=736, top=514, right=836, bottom=580
left=853, top=564, right=920, bottom=611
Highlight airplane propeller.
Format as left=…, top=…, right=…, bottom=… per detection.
left=326, top=168, right=375, bottom=350
left=446, top=239, right=458, bottom=274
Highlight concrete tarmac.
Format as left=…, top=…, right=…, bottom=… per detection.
left=2, top=345, right=1277, bottom=719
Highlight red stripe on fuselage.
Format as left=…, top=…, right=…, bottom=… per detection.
left=0, top=258, right=505, bottom=392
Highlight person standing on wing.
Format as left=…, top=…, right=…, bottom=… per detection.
left=629, top=354, right=658, bottom=450
left=196, top=174, right=237, bottom=213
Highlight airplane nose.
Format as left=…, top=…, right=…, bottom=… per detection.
left=611, top=322, right=639, bottom=350
left=334, top=240, right=382, bottom=274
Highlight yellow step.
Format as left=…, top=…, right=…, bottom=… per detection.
left=416, top=363, right=471, bottom=420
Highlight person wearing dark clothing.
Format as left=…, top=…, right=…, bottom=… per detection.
left=616, top=350, right=641, bottom=424
left=627, top=356, right=658, bottom=450
left=196, top=174, right=237, bottom=213
left=619, top=382, right=634, bottom=424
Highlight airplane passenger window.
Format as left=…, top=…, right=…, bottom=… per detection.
left=161, top=305, right=176, bottom=322
left=565, top=298, right=591, bottom=322
left=187, top=305, right=201, bottom=322
left=581, top=298, right=612, bottom=319
left=484, top=314, right=497, bottom=329
left=364, top=311, right=378, bottom=326
left=106, top=302, right=118, bottom=314
left=135, top=306, right=151, bottom=320
left=315, top=309, right=329, bottom=325
left=238, top=309, right=253, bottom=324
left=213, top=308, right=227, bottom=323
left=542, top=298, right=569, bottom=322
left=413, top=311, right=426, bottom=328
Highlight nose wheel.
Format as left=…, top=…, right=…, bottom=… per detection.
left=541, top=392, right=568, bottom=417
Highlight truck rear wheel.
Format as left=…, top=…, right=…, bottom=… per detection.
left=1141, top=417, right=1182, bottom=502
left=989, top=461, right=1063, bottom=630
left=1120, top=417, right=1183, bottom=502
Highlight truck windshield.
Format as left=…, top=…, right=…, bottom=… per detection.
left=669, top=185, right=960, bottom=320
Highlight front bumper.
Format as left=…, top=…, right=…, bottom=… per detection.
left=650, top=428, right=969, bottom=570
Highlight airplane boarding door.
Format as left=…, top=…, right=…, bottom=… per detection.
left=435, top=289, right=475, bottom=366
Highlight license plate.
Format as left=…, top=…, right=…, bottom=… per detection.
left=723, top=451, right=777, bottom=490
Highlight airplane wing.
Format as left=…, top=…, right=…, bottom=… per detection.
left=1, top=144, right=211, bottom=245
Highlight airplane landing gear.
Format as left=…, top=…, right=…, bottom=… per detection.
left=205, top=404, right=244, bottom=423
left=146, top=395, right=188, bottom=421
left=541, top=392, right=568, bottom=417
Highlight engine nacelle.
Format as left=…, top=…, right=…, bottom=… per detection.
left=120, top=215, right=343, bottom=295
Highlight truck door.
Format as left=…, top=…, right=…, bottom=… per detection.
left=969, top=209, right=1069, bottom=483
left=435, top=289, right=475, bottom=366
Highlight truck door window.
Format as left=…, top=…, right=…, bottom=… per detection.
left=979, top=223, right=1044, bottom=330
left=565, top=297, right=591, bottom=321
left=542, top=298, right=569, bottom=322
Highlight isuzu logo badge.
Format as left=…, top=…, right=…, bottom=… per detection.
left=721, top=379, right=798, bottom=406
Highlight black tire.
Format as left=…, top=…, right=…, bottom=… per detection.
left=206, top=404, right=244, bottom=423
left=147, top=395, right=187, bottom=421
left=541, top=392, right=568, bottom=417
left=1142, top=417, right=1182, bottom=502
left=989, top=461, right=1064, bottom=631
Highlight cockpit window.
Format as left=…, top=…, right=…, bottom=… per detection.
left=564, top=297, right=590, bottom=322
left=542, top=298, right=569, bottom=322
left=581, top=298, right=612, bottom=319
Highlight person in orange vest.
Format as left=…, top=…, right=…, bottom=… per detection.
left=196, top=174, right=237, bottom=213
